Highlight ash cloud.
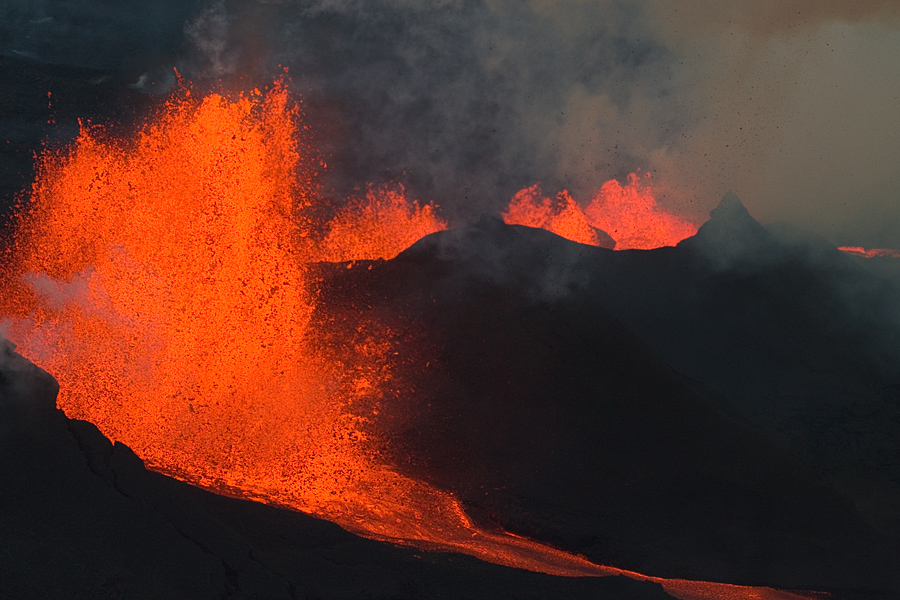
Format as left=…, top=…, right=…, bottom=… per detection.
left=184, top=0, right=900, bottom=248
left=646, top=1, right=900, bottom=248
left=180, top=0, right=684, bottom=225
left=649, top=1, right=900, bottom=34
left=185, top=2, right=236, bottom=75
left=2, top=0, right=899, bottom=247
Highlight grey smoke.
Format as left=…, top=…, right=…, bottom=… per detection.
left=197, top=0, right=684, bottom=225
left=185, top=1, right=237, bottom=75
left=1, top=0, right=898, bottom=247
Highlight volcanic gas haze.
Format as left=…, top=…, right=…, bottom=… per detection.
left=3, top=1, right=898, bottom=247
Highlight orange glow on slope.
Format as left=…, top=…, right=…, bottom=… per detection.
left=838, top=246, right=900, bottom=258
left=319, top=184, right=447, bottom=262
left=0, top=81, right=822, bottom=600
left=609, top=569, right=823, bottom=600
left=502, top=185, right=604, bottom=247
left=503, top=173, right=698, bottom=250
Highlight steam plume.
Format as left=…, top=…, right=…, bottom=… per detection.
left=1, top=0, right=898, bottom=246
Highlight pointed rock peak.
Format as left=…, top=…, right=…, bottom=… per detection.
left=710, top=192, right=753, bottom=222
left=696, top=193, right=768, bottom=238
left=680, top=193, right=775, bottom=264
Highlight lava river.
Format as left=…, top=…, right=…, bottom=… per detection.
left=0, top=80, right=819, bottom=600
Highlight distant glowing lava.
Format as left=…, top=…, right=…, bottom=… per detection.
left=503, top=172, right=698, bottom=250
left=0, top=79, right=820, bottom=600
left=838, top=246, right=900, bottom=258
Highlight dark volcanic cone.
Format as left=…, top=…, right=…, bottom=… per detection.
left=677, top=192, right=776, bottom=265
left=5, top=195, right=900, bottom=598
left=313, top=214, right=900, bottom=592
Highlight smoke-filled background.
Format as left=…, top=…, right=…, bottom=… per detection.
left=1, top=0, right=898, bottom=247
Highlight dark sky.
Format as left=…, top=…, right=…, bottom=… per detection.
left=2, top=0, right=898, bottom=247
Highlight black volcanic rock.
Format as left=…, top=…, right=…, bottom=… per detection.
left=398, top=214, right=601, bottom=302
left=581, top=197, right=900, bottom=542
left=594, top=224, right=617, bottom=249
left=677, top=193, right=776, bottom=265
left=312, top=218, right=900, bottom=593
left=0, top=338, right=674, bottom=599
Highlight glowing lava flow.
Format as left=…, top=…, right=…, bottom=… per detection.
left=0, top=81, right=819, bottom=600
left=503, top=172, right=698, bottom=250
left=839, top=246, right=900, bottom=258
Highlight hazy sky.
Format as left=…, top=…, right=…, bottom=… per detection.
left=2, top=0, right=898, bottom=246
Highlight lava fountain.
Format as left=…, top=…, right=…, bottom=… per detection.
left=502, top=185, right=607, bottom=247
left=0, top=80, right=819, bottom=600
left=503, top=172, right=698, bottom=249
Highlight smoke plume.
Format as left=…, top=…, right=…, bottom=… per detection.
left=1, top=0, right=898, bottom=246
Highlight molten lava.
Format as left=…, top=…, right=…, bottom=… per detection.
left=319, top=184, right=447, bottom=262
left=4, top=81, right=345, bottom=513
left=838, top=246, right=900, bottom=259
left=503, top=172, right=698, bottom=250
left=502, top=185, right=605, bottom=247
left=0, top=80, right=819, bottom=600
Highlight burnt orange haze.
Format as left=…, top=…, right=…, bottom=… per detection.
left=0, top=80, right=815, bottom=600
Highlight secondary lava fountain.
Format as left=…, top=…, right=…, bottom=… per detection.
left=503, top=172, right=698, bottom=249
left=0, top=80, right=818, bottom=600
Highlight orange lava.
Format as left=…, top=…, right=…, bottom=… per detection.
left=586, top=173, right=698, bottom=249
left=502, top=185, right=605, bottom=247
left=503, top=172, right=698, bottom=250
left=3, top=81, right=350, bottom=515
left=0, top=80, right=820, bottom=600
left=319, top=184, right=446, bottom=262
left=610, top=568, right=824, bottom=600
left=838, top=246, right=900, bottom=258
